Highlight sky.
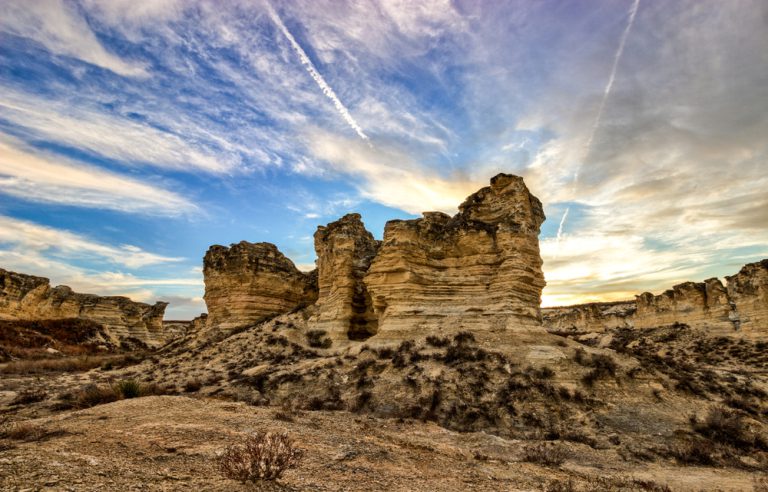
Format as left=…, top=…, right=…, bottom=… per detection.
left=1, top=0, right=767, bottom=319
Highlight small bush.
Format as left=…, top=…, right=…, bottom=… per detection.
left=306, top=330, right=332, bottom=349
left=10, top=389, right=47, bottom=405
left=218, top=432, right=303, bottom=482
left=184, top=379, right=203, bottom=393
left=425, top=336, right=450, bottom=348
left=0, top=422, right=56, bottom=442
left=692, top=406, right=766, bottom=450
left=69, top=379, right=167, bottom=408
left=522, top=443, right=569, bottom=466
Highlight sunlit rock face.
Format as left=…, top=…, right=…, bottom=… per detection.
left=203, top=241, right=317, bottom=331
left=0, top=268, right=168, bottom=347
left=726, top=259, right=768, bottom=338
left=542, top=260, right=768, bottom=339
left=313, top=214, right=380, bottom=340
left=363, top=173, right=547, bottom=339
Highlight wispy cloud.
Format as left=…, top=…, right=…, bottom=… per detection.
left=0, top=134, right=197, bottom=216
left=0, top=215, right=182, bottom=269
left=0, top=0, right=148, bottom=77
left=0, top=88, right=235, bottom=173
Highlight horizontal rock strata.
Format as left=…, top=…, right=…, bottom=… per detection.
left=363, top=174, right=546, bottom=339
left=203, top=242, right=317, bottom=331
left=0, top=268, right=168, bottom=347
left=201, top=174, right=548, bottom=341
left=313, top=214, right=380, bottom=340
left=542, top=259, right=768, bottom=339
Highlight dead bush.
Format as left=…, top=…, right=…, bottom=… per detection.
left=522, top=442, right=569, bottom=466
left=10, top=389, right=47, bottom=405
left=218, top=431, right=303, bottom=482
left=306, top=330, right=332, bottom=349
left=692, top=406, right=767, bottom=450
left=0, top=421, right=58, bottom=442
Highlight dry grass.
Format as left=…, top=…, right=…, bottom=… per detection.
left=522, top=442, right=569, bottom=466
left=0, top=353, right=145, bottom=374
left=0, top=421, right=62, bottom=442
left=55, top=379, right=171, bottom=409
left=218, top=432, right=303, bottom=482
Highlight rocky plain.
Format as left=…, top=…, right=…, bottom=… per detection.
left=1, top=174, right=767, bottom=491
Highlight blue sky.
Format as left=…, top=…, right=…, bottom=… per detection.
left=1, top=0, right=767, bottom=319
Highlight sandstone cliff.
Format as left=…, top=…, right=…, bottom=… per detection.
left=364, top=174, right=546, bottom=339
left=203, top=242, right=317, bottom=331
left=312, top=214, right=380, bottom=340
left=0, top=268, right=168, bottom=347
left=542, top=259, right=768, bottom=339
left=201, top=174, right=547, bottom=341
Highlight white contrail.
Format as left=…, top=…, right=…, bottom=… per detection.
left=264, top=1, right=369, bottom=141
left=577, top=0, right=640, bottom=181
left=556, top=0, right=640, bottom=245
left=555, top=207, right=569, bottom=243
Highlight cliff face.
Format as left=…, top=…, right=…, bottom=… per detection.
left=201, top=174, right=547, bottom=341
left=726, top=259, right=768, bottom=337
left=362, top=173, right=546, bottom=338
left=203, top=241, right=317, bottom=331
left=542, top=260, right=768, bottom=339
left=313, top=214, right=380, bottom=340
left=0, top=268, right=168, bottom=347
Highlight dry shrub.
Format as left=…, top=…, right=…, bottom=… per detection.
left=66, top=379, right=168, bottom=409
left=692, top=406, right=767, bottom=450
left=0, top=422, right=55, bottom=442
left=218, top=432, right=303, bottom=482
left=522, top=442, right=569, bottom=466
left=10, top=389, right=47, bottom=405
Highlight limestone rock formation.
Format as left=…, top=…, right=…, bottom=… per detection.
left=312, top=214, right=380, bottom=340
left=201, top=174, right=547, bottom=341
left=0, top=268, right=168, bottom=347
left=726, top=259, right=768, bottom=337
left=542, top=259, right=768, bottom=339
left=203, top=241, right=317, bottom=331
left=363, top=173, right=546, bottom=339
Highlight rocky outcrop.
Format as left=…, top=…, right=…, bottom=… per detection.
left=0, top=268, right=168, bottom=347
left=542, top=260, right=768, bottom=339
left=363, top=174, right=546, bottom=339
left=203, top=242, right=317, bottom=331
left=312, top=214, right=380, bottom=340
left=726, top=259, right=768, bottom=337
left=201, top=174, right=547, bottom=341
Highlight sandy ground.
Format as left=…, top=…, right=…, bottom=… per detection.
left=1, top=395, right=764, bottom=492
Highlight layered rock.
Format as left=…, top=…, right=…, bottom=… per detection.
left=363, top=174, right=546, bottom=338
left=203, top=242, right=317, bottom=331
left=313, top=214, right=380, bottom=340
left=0, top=268, right=168, bottom=347
left=726, top=259, right=768, bottom=337
left=542, top=260, right=768, bottom=339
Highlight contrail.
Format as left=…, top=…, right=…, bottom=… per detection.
left=555, top=207, right=569, bottom=242
left=556, top=0, right=640, bottom=244
left=264, top=0, right=369, bottom=141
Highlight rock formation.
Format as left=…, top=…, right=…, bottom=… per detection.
left=364, top=174, right=546, bottom=339
left=312, top=214, right=380, bottom=340
left=0, top=268, right=168, bottom=347
left=203, top=242, right=317, bottom=331
left=542, top=259, right=768, bottom=339
left=201, top=174, right=547, bottom=341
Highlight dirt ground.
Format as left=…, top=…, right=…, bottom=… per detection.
left=0, top=395, right=764, bottom=492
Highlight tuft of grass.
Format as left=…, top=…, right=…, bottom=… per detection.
left=522, top=442, right=569, bottom=466
left=63, top=379, right=169, bottom=409
left=10, top=389, right=47, bottom=406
